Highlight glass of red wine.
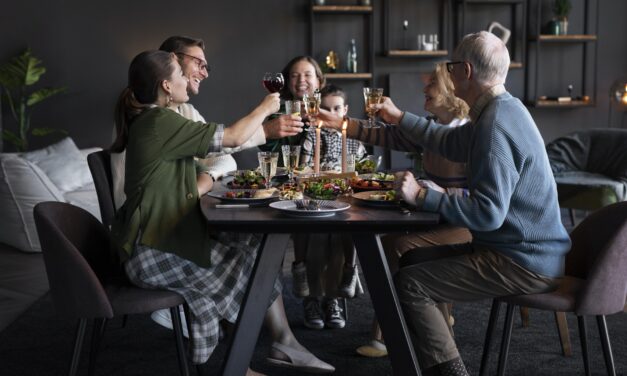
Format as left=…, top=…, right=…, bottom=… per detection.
left=263, top=72, right=284, bottom=93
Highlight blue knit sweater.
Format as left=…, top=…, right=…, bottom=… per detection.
left=399, top=92, right=570, bottom=278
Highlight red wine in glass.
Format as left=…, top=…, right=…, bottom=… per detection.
left=263, top=72, right=284, bottom=93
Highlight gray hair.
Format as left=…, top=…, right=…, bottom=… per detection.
left=453, top=31, right=510, bottom=86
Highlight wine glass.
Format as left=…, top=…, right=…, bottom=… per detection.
left=363, top=87, right=384, bottom=128
left=262, top=72, right=284, bottom=93
left=303, top=91, right=321, bottom=125
left=257, top=151, right=279, bottom=188
left=285, top=100, right=302, bottom=118
left=281, top=145, right=301, bottom=183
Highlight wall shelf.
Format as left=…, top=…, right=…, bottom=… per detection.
left=325, top=73, right=373, bottom=80
left=533, top=34, right=598, bottom=42
left=510, top=61, right=523, bottom=69
left=386, top=50, right=449, bottom=57
left=312, top=5, right=373, bottom=13
left=529, top=99, right=595, bottom=108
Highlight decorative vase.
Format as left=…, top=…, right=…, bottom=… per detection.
left=314, top=0, right=325, bottom=5
left=557, top=18, right=569, bottom=35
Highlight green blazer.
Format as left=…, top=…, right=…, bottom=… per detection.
left=111, top=107, right=219, bottom=267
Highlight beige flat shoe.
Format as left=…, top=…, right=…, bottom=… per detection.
left=267, top=342, right=335, bottom=374
left=356, top=340, right=388, bottom=358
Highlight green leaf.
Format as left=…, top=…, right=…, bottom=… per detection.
left=27, top=87, right=66, bottom=106
left=0, top=49, right=46, bottom=89
left=2, top=129, right=26, bottom=150
left=31, top=127, right=68, bottom=136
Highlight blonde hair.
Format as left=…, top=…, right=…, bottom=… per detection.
left=432, top=62, right=469, bottom=119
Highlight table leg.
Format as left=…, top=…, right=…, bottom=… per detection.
left=220, top=233, right=291, bottom=376
left=352, top=232, right=421, bottom=376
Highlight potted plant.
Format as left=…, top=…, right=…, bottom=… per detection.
left=0, top=49, right=66, bottom=151
left=553, top=0, right=572, bottom=35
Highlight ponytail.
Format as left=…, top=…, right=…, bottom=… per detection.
left=111, top=88, right=148, bottom=152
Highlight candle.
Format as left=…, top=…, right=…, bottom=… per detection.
left=341, top=119, right=348, bottom=173
left=314, top=120, right=321, bottom=174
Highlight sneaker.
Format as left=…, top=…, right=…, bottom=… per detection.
left=303, top=298, right=324, bottom=330
left=324, top=298, right=345, bottom=329
left=292, top=262, right=310, bottom=298
left=338, top=265, right=359, bottom=298
left=150, top=309, right=189, bottom=338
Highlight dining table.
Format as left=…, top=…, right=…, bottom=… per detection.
left=200, top=189, right=440, bottom=376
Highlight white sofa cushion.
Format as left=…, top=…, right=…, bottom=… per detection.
left=0, top=155, right=65, bottom=252
left=22, top=137, right=92, bottom=193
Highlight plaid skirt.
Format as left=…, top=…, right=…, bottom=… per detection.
left=124, top=232, right=282, bottom=364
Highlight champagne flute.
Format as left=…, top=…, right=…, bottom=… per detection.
left=285, top=100, right=302, bottom=118
left=257, top=152, right=279, bottom=188
left=363, top=87, right=384, bottom=128
left=262, top=72, right=284, bottom=93
left=303, top=91, right=321, bottom=125
left=281, top=145, right=301, bottom=183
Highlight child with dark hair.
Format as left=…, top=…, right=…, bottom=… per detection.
left=293, top=84, right=366, bottom=330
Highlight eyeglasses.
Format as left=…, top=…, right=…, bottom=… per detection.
left=175, top=52, right=210, bottom=73
left=446, top=61, right=465, bottom=73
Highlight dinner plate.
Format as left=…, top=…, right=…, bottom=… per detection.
left=352, top=190, right=398, bottom=207
left=350, top=179, right=394, bottom=192
left=269, top=200, right=350, bottom=217
left=357, top=173, right=395, bottom=182
left=207, top=189, right=279, bottom=204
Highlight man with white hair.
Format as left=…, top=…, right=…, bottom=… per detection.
left=320, top=31, right=570, bottom=375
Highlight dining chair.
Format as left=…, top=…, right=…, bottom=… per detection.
left=34, top=201, right=190, bottom=376
left=479, top=200, right=627, bottom=376
left=87, top=150, right=116, bottom=229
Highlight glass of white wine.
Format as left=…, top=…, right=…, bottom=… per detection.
left=281, top=145, right=301, bottom=183
left=363, top=87, right=384, bottom=128
left=285, top=100, right=302, bottom=118
left=303, top=91, right=321, bottom=126
left=257, top=151, right=279, bottom=188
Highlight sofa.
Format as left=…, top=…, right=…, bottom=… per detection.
left=0, top=137, right=101, bottom=253
left=546, top=128, right=627, bottom=222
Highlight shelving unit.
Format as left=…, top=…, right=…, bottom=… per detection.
left=525, top=0, right=599, bottom=107
left=454, top=0, right=526, bottom=70
left=308, top=2, right=374, bottom=84
left=383, top=0, right=452, bottom=58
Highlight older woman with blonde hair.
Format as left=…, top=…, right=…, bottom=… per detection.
left=356, top=62, right=473, bottom=358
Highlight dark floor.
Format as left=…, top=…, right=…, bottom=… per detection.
left=0, top=209, right=625, bottom=375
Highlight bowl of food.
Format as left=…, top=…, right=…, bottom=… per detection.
left=355, top=155, right=382, bottom=174
left=226, top=170, right=267, bottom=189
left=300, top=178, right=351, bottom=200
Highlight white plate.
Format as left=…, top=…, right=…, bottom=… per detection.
left=269, top=200, right=350, bottom=217
left=207, top=189, right=278, bottom=204
left=352, top=190, right=398, bottom=207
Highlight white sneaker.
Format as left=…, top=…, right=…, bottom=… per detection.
left=150, top=309, right=189, bottom=338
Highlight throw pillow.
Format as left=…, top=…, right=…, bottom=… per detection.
left=0, top=155, right=65, bottom=252
left=22, top=137, right=92, bottom=192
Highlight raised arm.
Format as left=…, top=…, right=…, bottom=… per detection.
left=222, top=93, right=280, bottom=147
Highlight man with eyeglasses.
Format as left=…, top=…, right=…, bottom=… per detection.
left=320, top=31, right=569, bottom=376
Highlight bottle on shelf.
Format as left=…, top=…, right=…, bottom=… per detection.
left=347, top=38, right=357, bottom=73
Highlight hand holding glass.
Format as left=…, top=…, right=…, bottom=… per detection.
left=303, top=91, right=321, bottom=125
left=363, top=88, right=384, bottom=128
left=257, top=152, right=279, bottom=187
left=263, top=72, right=284, bottom=93
left=285, top=100, right=302, bottom=118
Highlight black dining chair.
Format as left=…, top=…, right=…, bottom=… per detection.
left=479, top=200, right=627, bottom=376
left=34, top=201, right=190, bottom=376
left=87, top=150, right=116, bottom=229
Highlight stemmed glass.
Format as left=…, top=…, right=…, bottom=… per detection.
left=281, top=145, right=301, bottom=183
left=262, top=72, right=284, bottom=93
left=303, top=91, right=321, bottom=125
left=257, top=152, right=279, bottom=188
left=363, top=87, right=384, bottom=128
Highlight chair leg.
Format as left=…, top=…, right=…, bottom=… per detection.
left=577, top=315, right=590, bottom=376
left=88, top=318, right=107, bottom=376
left=171, top=306, right=190, bottom=376
left=596, top=315, right=617, bottom=376
left=342, top=297, right=349, bottom=321
left=479, top=300, right=502, bottom=376
left=519, top=306, right=530, bottom=327
left=554, top=312, right=572, bottom=356
left=68, top=318, right=88, bottom=376
left=497, top=303, right=515, bottom=376
left=569, top=209, right=577, bottom=227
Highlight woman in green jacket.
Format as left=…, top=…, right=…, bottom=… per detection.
left=111, top=50, right=333, bottom=374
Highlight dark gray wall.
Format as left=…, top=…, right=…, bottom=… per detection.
left=1, top=0, right=625, bottom=153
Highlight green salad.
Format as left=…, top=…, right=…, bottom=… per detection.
left=301, top=178, right=350, bottom=200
